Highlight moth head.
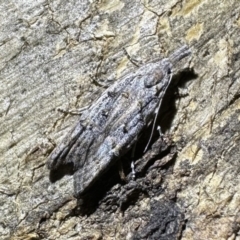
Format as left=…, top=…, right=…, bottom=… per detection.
left=144, top=59, right=173, bottom=88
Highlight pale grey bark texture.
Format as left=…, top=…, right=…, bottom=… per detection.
left=0, top=0, right=239, bottom=239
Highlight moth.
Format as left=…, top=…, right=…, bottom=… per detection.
left=47, top=45, right=191, bottom=197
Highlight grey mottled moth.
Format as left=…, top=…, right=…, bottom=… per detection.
left=47, top=45, right=191, bottom=197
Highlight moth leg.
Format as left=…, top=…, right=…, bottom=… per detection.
left=130, top=140, right=137, bottom=180
left=118, top=140, right=137, bottom=182
left=157, top=126, right=164, bottom=137
left=57, top=105, right=90, bottom=115
left=131, top=161, right=136, bottom=180
left=123, top=48, right=142, bottom=67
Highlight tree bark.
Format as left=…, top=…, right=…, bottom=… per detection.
left=0, top=0, right=239, bottom=239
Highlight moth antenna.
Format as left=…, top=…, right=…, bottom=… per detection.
left=143, top=46, right=191, bottom=152
left=169, top=45, right=191, bottom=64
left=144, top=73, right=173, bottom=153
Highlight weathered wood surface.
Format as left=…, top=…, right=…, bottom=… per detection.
left=0, top=0, right=239, bottom=239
